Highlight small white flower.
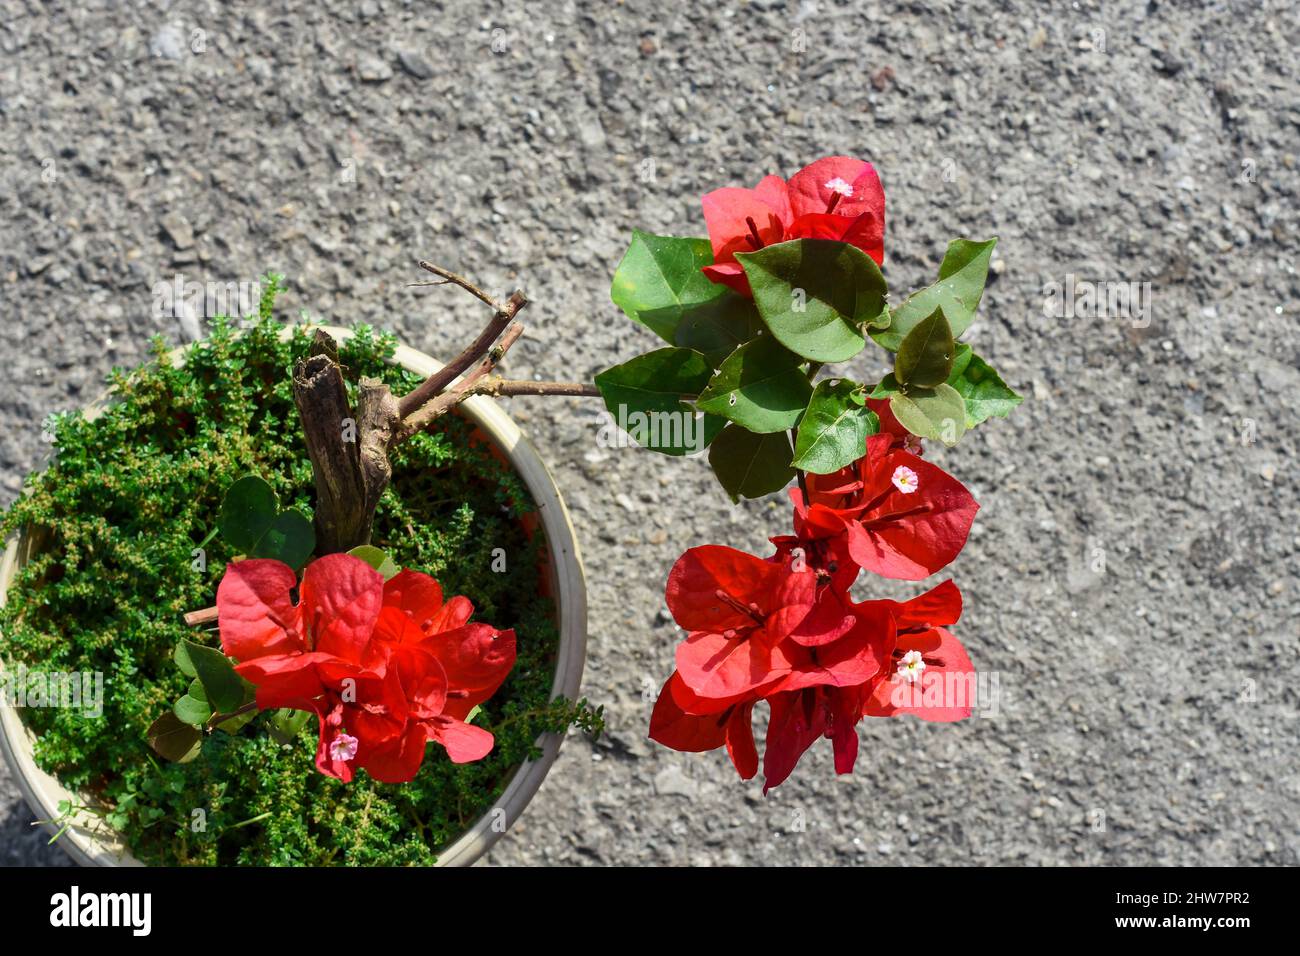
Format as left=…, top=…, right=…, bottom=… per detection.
left=895, top=650, right=926, bottom=684
left=824, top=176, right=854, bottom=197
left=891, top=464, right=919, bottom=494
left=329, top=733, right=359, bottom=762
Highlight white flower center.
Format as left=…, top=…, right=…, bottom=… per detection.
left=329, top=733, right=359, bottom=762
left=824, top=176, right=854, bottom=197
left=894, top=650, right=926, bottom=684
left=891, top=465, right=919, bottom=494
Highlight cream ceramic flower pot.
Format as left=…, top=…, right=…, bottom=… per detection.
left=0, top=325, right=587, bottom=867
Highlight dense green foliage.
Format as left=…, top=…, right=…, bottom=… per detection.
left=0, top=281, right=600, bottom=865
left=598, top=227, right=1021, bottom=499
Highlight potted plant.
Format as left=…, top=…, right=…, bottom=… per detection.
left=594, top=156, right=1022, bottom=789
left=0, top=268, right=602, bottom=865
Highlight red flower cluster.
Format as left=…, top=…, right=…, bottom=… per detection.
left=700, top=155, right=886, bottom=297
left=217, top=553, right=515, bottom=784
left=650, top=429, right=979, bottom=791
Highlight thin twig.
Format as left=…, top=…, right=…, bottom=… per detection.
left=207, top=700, right=258, bottom=729
left=415, top=261, right=508, bottom=311
left=791, top=426, right=810, bottom=502
left=459, top=322, right=525, bottom=389
left=399, top=377, right=600, bottom=439
left=398, top=265, right=528, bottom=419
left=471, top=379, right=601, bottom=398
left=399, top=323, right=526, bottom=438
left=184, top=606, right=218, bottom=626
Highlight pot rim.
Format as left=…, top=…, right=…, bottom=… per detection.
left=0, top=324, right=588, bottom=867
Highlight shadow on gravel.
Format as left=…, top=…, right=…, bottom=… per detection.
left=0, top=796, right=73, bottom=867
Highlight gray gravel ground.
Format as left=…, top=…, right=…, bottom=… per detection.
left=1, top=0, right=1297, bottom=867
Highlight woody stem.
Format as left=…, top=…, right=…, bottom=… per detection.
left=791, top=363, right=823, bottom=502
left=791, top=426, right=809, bottom=501
left=396, top=261, right=598, bottom=441
left=207, top=701, right=258, bottom=730
left=290, top=259, right=595, bottom=554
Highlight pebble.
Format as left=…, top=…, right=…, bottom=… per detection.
left=160, top=213, right=194, bottom=250
left=149, top=24, right=186, bottom=61
left=653, top=766, right=698, bottom=798
left=397, top=51, right=435, bottom=80
left=358, top=57, right=394, bottom=83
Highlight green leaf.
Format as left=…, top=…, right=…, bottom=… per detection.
left=707, top=424, right=795, bottom=502
left=182, top=640, right=245, bottom=713
left=173, top=694, right=213, bottom=726
left=672, top=290, right=765, bottom=368
left=737, top=239, right=888, bottom=363
left=218, top=475, right=280, bottom=553
left=888, top=383, right=968, bottom=447
left=696, top=336, right=813, bottom=434
left=187, top=678, right=208, bottom=704
left=174, top=641, right=198, bottom=678
left=215, top=709, right=257, bottom=735
left=792, top=379, right=881, bottom=474
left=594, top=347, right=720, bottom=456
left=894, top=307, right=956, bottom=388
left=147, top=712, right=203, bottom=763
left=251, top=509, right=315, bottom=571
left=869, top=374, right=904, bottom=399
left=947, top=349, right=1023, bottom=428
left=874, top=237, right=997, bottom=350
left=948, top=342, right=974, bottom=380
left=267, top=708, right=313, bottom=745
left=214, top=678, right=256, bottom=733
left=610, top=232, right=728, bottom=343
left=348, top=545, right=400, bottom=581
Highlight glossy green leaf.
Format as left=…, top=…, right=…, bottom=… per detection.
left=869, top=374, right=904, bottom=399
left=792, top=379, right=881, bottom=474
left=948, top=342, right=974, bottom=380
left=251, top=509, right=315, bottom=571
left=672, top=290, right=765, bottom=368
left=215, top=708, right=257, bottom=735
left=708, top=424, right=796, bottom=502
left=736, top=239, right=888, bottom=363
left=147, top=713, right=203, bottom=763
left=267, top=708, right=313, bottom=745
left=218, top=475, right=279, bottom=553
left=894, top=307, right=955, bottom=388
left=173, top=694, right=213, bottom=726
left=873, top=238, right=997, bottom=350
left=215, top=714, right=256, bottom=734
left=174, top=641, right=198, bottom=678
left=888, top=383, right=968, bottom=447
left=182, top=640, right=245, bottom=714
left=696, top=336, right=813, bottom=434
left=187, top=678, right=208, bottom=704
left=215, top=680, right=257, bottom=733
left=611, top=232, right=728, bottom=343
left=348, top=545, right=400, bottom=581
left=947, top=349, right=1023, bottom=427
left=594, top=347, right=721, bottom=456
